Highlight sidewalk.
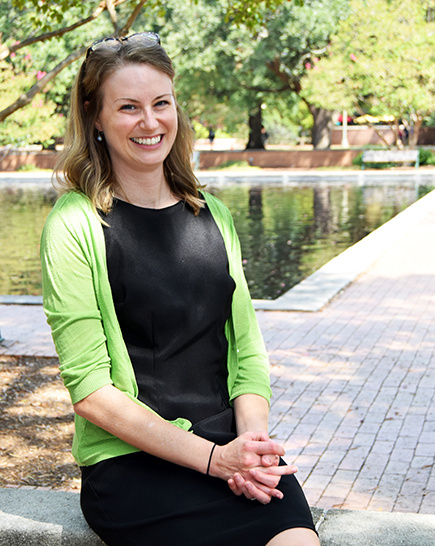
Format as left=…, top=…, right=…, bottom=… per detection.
left=260, top=187, right=435, bottom=513
left=1, top=176, right=435, bottom=542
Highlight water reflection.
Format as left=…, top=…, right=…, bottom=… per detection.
left=0, top=185, right=56, bottom=297
left=209, top=182, right=434, bottom=299
left=0, top=179, right=433, bottom=299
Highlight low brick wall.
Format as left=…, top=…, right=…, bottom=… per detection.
left=0, top=148, right=364, bottom=172
left=331, top=126, right=435, bottom=146
left=0, top=149, right=58, bottom=171
left=198, top=149, right=362, bottom=169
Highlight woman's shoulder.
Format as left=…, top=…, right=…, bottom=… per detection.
left=43, top=191, right=98, bottom=237
left=48, top=191, right=94, bottom=221
left=202, top=191, right=232, bottom=219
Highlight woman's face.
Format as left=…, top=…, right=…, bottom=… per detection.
left=95, top=63, right=178, bottom=177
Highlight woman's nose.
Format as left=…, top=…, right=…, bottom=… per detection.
left=140, top=109, right=159, bottom=131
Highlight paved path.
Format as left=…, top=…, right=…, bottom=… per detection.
left=1, top=183, right=435, bottom=517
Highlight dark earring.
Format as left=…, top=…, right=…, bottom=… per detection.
left=97, top=131, right=104, bottom=142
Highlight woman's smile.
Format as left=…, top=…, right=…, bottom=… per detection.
left=131, top=135, right=163, bottom=146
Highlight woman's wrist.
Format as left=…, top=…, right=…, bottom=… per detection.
left=206, top=443, right=217, bottom=475
left=207, top=444, right=227, bottom=480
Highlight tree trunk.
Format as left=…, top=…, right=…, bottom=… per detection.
left=246, top=104, right=265, bottom=150
left=308, top=104, right=334, bottom=150
left=409, top=115, right=423, bottom=148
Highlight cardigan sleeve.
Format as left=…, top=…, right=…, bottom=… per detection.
left=204, top=193, right=272, bottom=404
left=40, top=196, right=114, bottom=405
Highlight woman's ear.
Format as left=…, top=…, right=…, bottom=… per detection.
left=84, top=101, right=101, bottom=131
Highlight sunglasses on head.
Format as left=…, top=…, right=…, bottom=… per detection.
left=85, top=32, right=161, bottom=61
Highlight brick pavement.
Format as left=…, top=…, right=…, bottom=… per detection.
left=1, top=188, right=435, bottom=515
left=258, top=198, right=435, bottom=514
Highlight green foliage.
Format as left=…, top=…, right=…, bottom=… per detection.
left=11, top=0, right=88, bottom=32
left=0, top=0, right=344, bottom=147
left=0, top=1, right=115, bottom=145
left=0, top=60, right=65, bottom=146
left=419, top=148, right=435, bottom=166
left=224, top=0, right=303, bottom=28
left=302, top=0, right=435, bottom=126
left=138, top=0, right=346, bottom=142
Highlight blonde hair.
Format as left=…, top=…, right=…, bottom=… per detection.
left=54, top=38, right=204, bottom=215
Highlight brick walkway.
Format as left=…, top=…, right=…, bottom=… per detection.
left=259, top=194, right=435, bottom=514
left=1, top=187, right=435, bottom=515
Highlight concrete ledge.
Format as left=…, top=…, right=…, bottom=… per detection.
left=0, top=296, right=43, bottom=305
left=314, top=508, right=435, bottom=545
left=1, top=489, right=435, bottom=545
left=0, top=489, right=104, bottom=545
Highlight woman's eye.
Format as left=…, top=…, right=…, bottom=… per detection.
left=120, top=104, right=136, bottom=111
left=155, top=100, right=169, bottom=108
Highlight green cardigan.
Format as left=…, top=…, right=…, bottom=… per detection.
left=40, top=190, right=271, bottom=466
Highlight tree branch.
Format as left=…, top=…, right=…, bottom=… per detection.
left=265, top=56, right=302, bottom=94
left=0, top=0, right=130, bottom=61
left=0, top=46, right=87, bottom=123
left=106, top=0, right=119, bottom=33
left=0, top=0, right=151, bottom=123
left=119, top=0, right=149, bottom=35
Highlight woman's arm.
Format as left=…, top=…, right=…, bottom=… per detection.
left=74, top=384, right=288, bottom=503
left=74, top=385, right=212, bottom=473
left=233, top=393, right=269, bottom=435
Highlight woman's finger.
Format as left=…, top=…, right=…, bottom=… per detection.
left=261, top=453, right=280, bottom=467
left=249, top=469, right=281, bottom=488
left=227, top=476, right=243, bottom=496
left=254, top=464, right=298, bottom=478
left=243, top=479, right=278, bottom=504
left=233, top=473, right=272, bottom=504
left=244, top=439, right=285, bottom=457
left=248, top=465, right=298, bottom=489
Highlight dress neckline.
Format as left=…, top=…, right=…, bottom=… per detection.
left=114, top=197, right=184, bottom=213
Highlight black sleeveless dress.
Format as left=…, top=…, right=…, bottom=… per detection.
left=80, top=199, right=316, bottom=545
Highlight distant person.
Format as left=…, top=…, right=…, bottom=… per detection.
left=399, top=124, right=409, bottom=147
left=40, top=32, right=319, bottom=546
left=208, top=127, right=215, bottom=149
left=261, top=125, right=269, bottom=147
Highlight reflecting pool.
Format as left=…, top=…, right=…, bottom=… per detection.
left=0, top=173, right=434, bottom=299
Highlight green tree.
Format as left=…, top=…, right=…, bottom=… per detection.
left=140, top=0, right=348, bottom=149
left=301, top=0, right=435, bottom=147
left=1, top=0, right=345, bottom=148
left=0, top=60, right=65, bottom=147
left=0, top=0, right=294, bottom=120
left=0, top=0, right=151, bottom=130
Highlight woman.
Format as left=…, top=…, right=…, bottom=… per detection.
left=40, top=33, right=319, bottom=546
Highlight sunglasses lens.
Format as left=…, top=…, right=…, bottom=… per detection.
left=86, top=37, right=120, bottom=59
left=87, top=32, right=161, bottom=60
left=126, top=32, right=161, bottom=46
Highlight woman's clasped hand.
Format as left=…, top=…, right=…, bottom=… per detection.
left=210, top=432, right=298, bottom=504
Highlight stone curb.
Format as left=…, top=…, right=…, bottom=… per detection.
left=1, top=489, right=435, bottom=545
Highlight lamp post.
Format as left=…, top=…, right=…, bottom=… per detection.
left=341, top=109, right=349, bottom=148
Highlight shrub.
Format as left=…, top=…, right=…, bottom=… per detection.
left=419, top=148, right=435, bottom=166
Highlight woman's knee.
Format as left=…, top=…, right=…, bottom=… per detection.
left=266, top=527, right=320, bottom=546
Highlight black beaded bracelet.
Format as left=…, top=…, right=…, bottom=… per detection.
left=206, top=443, right=217, bottom=476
